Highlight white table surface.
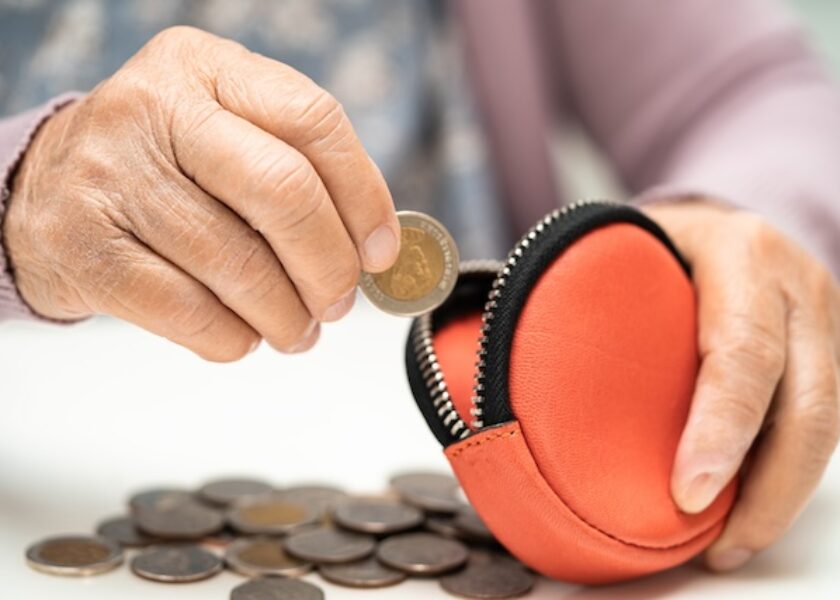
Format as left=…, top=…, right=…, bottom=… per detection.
left=1, top=302, right=838, bottom=598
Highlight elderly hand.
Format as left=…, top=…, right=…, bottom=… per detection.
left=646, top=200, right=840, bottom=572
left=4, top=27, right=399, bottom=361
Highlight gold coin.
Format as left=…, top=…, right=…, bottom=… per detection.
left=360, top=211, right=459, bottom=316
left=224, top=537, right=314, bottom=578
left=226, top=497, right=319, bottom=535
left=26, top=535, right=124, bottom=577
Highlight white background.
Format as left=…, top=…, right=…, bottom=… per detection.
left=1, top=303, right=838, bottom=598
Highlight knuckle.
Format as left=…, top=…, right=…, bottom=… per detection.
left=102, top=67, right=160, bottom=112
left=714, top=393, right=769, bottom=435
left=169, top=298, right=219, bottom=340
left=147, top=25, right=207, bottom=52
left=318, top=254, right=360, bottom=301
left=219, top=237, right=280, bottom=299
left=259, top=158, right=327, bottom=235
left=172, top=102, right=225, bottom=168
left=251, top=149, right=311, bottom=200
left=792, top=391, right=840, bottom=460
left=169, top=299, right=255, bottom=362
left=719, top=316, right=786, bottom=377
left=736, top=213, right=781, bottom=255
left=294, top=89, right=351, bottom=150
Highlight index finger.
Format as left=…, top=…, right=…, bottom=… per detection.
left=202, top=39, right=400, bottom=273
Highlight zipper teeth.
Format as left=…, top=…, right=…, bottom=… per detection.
left=470, top=200, right=610, bottom=429
left=412, top=259, right=503, bottom=441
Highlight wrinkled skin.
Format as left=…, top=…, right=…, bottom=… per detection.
left=3, top=27, right=838, bottom=573
left=5, top=26, right=400, bottom=361
left=646, top=201, right=840, bottom=571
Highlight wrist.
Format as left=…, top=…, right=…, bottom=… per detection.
left=3, top=100, right=90, bottom=321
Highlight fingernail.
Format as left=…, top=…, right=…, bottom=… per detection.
left=709, top=547, right=752, bottom=571
left=677, top=471, right=726, bottom=513
left=322, top=290, right=356, bottom=322
left=288, top=320, right=320, bottom=354
left=363, top=225, right=399, bottom=271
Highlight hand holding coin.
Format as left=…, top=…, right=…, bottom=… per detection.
left=360, top=212, right=460, bottom=317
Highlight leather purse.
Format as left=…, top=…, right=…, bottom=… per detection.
left=404, top=201, right=737, bottom=584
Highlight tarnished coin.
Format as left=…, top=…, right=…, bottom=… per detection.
left=130, top=544, right=223, bottom=583
left=198, top=477, right=274, bottom=506
left=128, top=488, right=195, bottom=514
left=275, top=485, right=347, bottom=518
left=319, top=556, right=407, bottom=588
left=284, top=526, right=376, bottom=564
left=360, top=211, right=459, bottom=317
left=467, top=549, right=526, bottom=569
left=224, top=537, right=314, bottom=578
left=425, top=514, right=463, bottom=539
left=200, top=528, right=238, bottom=550
left=26, top=535, right=123, bottom=576
left=453, top=506, right=496, bottom=543
left=377, top=532, right=468, bottom=575
left=134, top=502, right=224, bottom=540
left=227, top=496, right=319, bottom=535
left=389, top=471, right=464, bottom=513
left=440, top=556, right=535, bottom=598
left=96, top=515, right=158, bottom=548
left=332, top=497, right=424, bottom=535
left=231, top=577, right=324, bottom=600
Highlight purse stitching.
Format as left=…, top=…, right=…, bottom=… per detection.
left=450, top=422, right=729, bottom=552
left=447, top=428, right=518, bottom=459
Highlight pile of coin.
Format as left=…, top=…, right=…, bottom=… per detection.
left=25, top=471, right=536, bottom=599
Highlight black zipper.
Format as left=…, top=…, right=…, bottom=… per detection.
left=405, top=261, right=500, bottom=446
left=407, top=201, right=688, bottom=445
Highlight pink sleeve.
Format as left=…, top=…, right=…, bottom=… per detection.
left=0, top=94, right=80, bottom=322
left=553, top=0, right=840, bottom=273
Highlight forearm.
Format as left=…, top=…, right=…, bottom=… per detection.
left=0, top=94, right=81, bottom=322
left=634, top=57, right=840, bottom=276
left=554, top=0, right=840, bottom=274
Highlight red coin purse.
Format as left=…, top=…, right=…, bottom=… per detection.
left=405, top=201, right=737, bottom=584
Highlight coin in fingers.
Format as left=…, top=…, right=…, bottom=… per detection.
left=360, top=211, right=459, bottom=317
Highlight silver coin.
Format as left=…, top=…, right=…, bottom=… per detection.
left=230, top=577, right=324, bottom=600
left=284, top=526, right=376, bottom=564
left=130, top=544, right=223, bottom=583
left=332, top=497, right=424, bottom=535
left=319, top=556, right=407, bottom=588
left=425, top=514, right=464, bottom=539
left=26, top=535, right=123, bottom=577
left=134, top=501, right=224, bottom=540
left=376, top=532, right=468, bottom=575
left=453, top=506, right=496, bottom=543
left=359, top=211, right=460, bottom=317
left=467, top=549, right=526, bottom=569
left=389, top=471, right=464, bottom=513
left=224, top=537, right=314, bottom=578
left=227, top=496, right=319, bottom=535
left=275, top=485, right=347, bottom=518
left=440, top=556, right=535, bottom=598
left=96, top=515, right=158, bottom=548
left=198, top=477, right=274, bottom=506
left=128, top=488, right=195, bottom=514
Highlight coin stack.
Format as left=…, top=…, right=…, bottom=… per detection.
left=25, top=471, right=536, bottom=599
